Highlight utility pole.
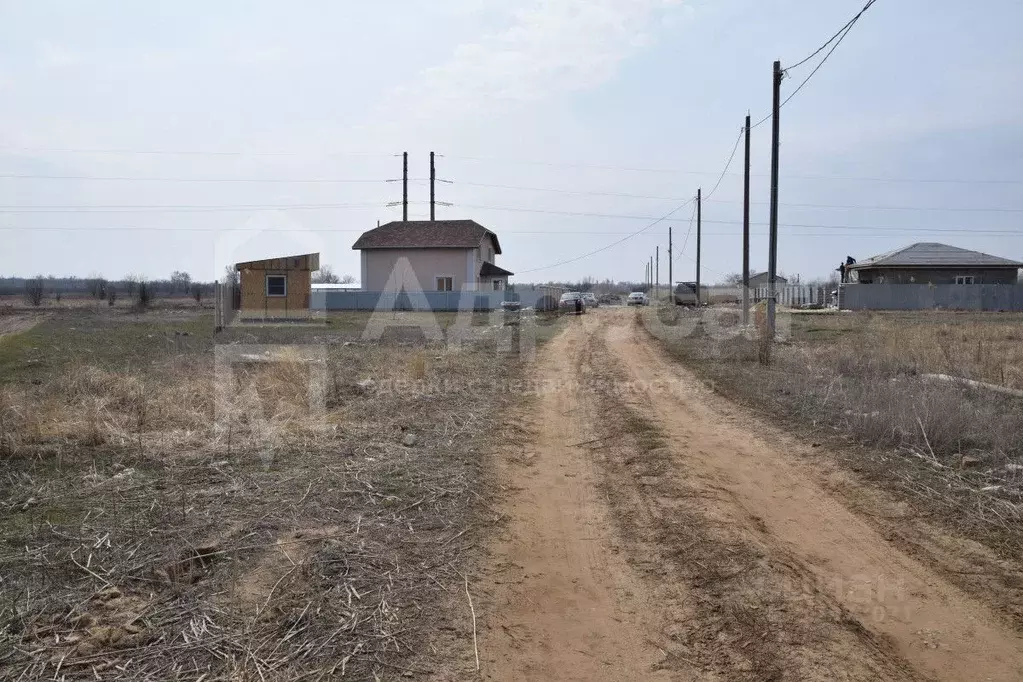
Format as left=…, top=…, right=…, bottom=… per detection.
left=696, top=187, right=702, bottom=306
left=742, top=113, right=751, bottom=327
left=668, top=226, right=673, bottom=305
left=655, top=246, right=659, bottom=303
left=402, top=151, right=409, bottom=221
left=768, top=60, right=782, bottom=338
left=429, top=151, right=436, bottom=221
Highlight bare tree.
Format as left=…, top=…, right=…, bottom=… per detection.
left=340, top=274, right=357, bottom=285
left=719, top=272, right=744, bottom=286
left=312, top=265, right=341, bottom=284
left=24, top=277, right=44, bottom=306
left=191, top=283, right=204, bottom=305
left=170, top=271, right=192, bottom=294
left=223, top=265, right=239, bottom=287
left=87, top=275, right=106, bottom=299
left=134, top=279, right=152, bottom=309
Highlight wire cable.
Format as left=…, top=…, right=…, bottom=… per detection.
left=703, top=128, right=745, bottom=200
left=513, top=197, right=696, bottom=275
left=0, top=172, right=388, bottom=184
left=752, top=0, right=881, bottom=128
left=786, top=0, right=878, bottom=72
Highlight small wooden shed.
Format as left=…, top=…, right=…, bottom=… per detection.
left=235, top=253, right=319, bottom=318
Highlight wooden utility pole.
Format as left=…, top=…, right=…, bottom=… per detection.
left=696, top=187, right=702, bottom=305
left=655, top=246, right=659, bottom=303
left=429, top=151, right=436, bottom=221
left=743, top=113, right=751, bottom=326
left=668, top=226, right=673, bottom=305
left=402, top=151, right=409, bottom=221
left=767, top=60, right=782, bottom=337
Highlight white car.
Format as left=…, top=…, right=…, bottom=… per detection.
left=627, top=291, right=649, bottom=306
left=581, top=292, right=599, bottom=308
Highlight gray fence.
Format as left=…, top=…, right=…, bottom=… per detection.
left=310, top=287, right=561, bottom=312
left=839, top=284, right=1023, bottom=311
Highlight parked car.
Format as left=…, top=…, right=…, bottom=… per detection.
left=581, top=292, right=599, bottom=308
left=673, top=282, right=699, bottom=306
left=627, top=291, right=649, bottom=306
left=559, top=291, right=586, bottom=314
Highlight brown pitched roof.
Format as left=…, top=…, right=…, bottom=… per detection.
left=480, top=261, right=514, bottom=277
left=352, top=220, right=501, bottom=254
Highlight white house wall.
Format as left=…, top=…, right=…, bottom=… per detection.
left=363, top=248, right=478, bottom=291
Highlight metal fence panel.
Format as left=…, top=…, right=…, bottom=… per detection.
left=840, top=284, right=1023, bottom=311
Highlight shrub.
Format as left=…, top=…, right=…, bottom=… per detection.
left=23, top=277, right=44, bottom=306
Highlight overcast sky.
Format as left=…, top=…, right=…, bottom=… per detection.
left=1, top=0, right=1021, bottom=284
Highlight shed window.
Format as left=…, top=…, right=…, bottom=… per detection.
left=266, top=275, right=287, bottom=297
left=955, top=275, right=975, bottom=285
left=436, top=277, right=453, bottom=292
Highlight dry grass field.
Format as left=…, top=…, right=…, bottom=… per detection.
left=643, top=307, right=1023, bottom=556
left=0, top=304, right=543, bottom=680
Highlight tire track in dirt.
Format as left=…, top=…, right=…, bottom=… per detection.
left=473, top=317, right=689, bottom=681
left=471, top=309, right=1023, bottom=681
left=596, top=308, right=1023, bottom=681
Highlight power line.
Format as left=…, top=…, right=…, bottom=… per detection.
left=449, top=180, right=1023, bottom=213
left=450, top=202, right=1023, bottom=233
left=3, top=166, right=1021, bottom=186
left=0, top=224, right=1020, bottom=238
left=786, top=0, right=879, bottom=72
left=0, top=172, right=388, bottom=183
left=0, top=194, right=1018, bottom=214
left=705, top=199, right=1023, bottom=213
left=674, top=202, right=699, bottom=264
left=0, top=144, right=393, bottom=158
left=752, top=0, right=881, bottom=128
left=0, top=202, right=397, bottom=214
left=703, top=128, right=745, bottom=200
left=510, top=198, right=696, bottom=275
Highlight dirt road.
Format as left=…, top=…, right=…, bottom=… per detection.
left=472, top=309, right=1023, bottom=681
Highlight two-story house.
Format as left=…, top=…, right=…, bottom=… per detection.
left=352, top=219, right=514, bottom=292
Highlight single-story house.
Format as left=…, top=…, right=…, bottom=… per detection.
left=235, top=252, right=319, bottom=317
left=847, top=243, right=1021, bottom=285
left=352, top=219, right=514, bottom=292
left=748, top=271, right=788, bottom=287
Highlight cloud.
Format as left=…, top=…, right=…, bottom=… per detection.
left=386, top=0, right=683, bottom=118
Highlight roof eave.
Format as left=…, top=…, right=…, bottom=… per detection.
left=849, top=262, right=1021, bottom=269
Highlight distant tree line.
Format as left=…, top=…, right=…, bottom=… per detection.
left=0, top=272, right=217, bottom=308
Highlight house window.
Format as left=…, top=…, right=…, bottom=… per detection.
left=493, top=280, right=502, bottom=291
left=955, top=275, right=975, bottom=284
left=266, top=274, right=287, bottom=297
left=436, top=277, right=453, bottom=291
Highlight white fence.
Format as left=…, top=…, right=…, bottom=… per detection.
left=751, top=285, right=830, bottom=307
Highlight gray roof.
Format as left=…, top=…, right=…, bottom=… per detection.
left=848, top=242, right=1022, bottom=269
left=352, top=220, right=501, bottom=253
left=749, top=271, right=788, bottom=283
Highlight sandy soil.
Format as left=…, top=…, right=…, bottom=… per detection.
left=468, top=308, right=1023, bottom=681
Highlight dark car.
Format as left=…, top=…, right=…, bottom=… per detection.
left=559, top=291, right=586, bottom=314
left=673, top=282, right=699, bottom=306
